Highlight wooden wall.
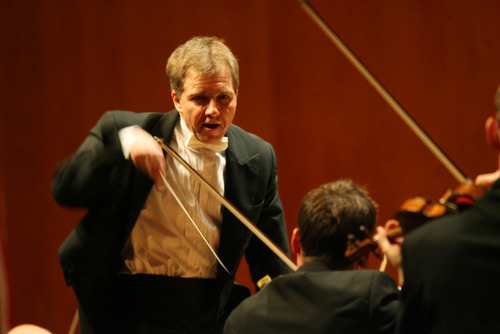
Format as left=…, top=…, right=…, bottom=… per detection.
left=1, top=0, right=499, bottom=332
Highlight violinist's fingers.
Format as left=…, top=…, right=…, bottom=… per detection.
left=375, top=226, right=389, bottom=248
left=384, top=219, right=400, bottom=231
left=375, top=225, right=403, bottom=271
left=385, top=219, right=404, bottom=244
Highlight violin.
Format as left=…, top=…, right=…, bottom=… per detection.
left=296, top=0, right=489, bottom=263
left=345, top=225, right=403, bottom=262
left=396, top=181, right=486, bottom=235
left=345, top=181, right=486, bottom=262
left=296, top=0, right=495, bottom=275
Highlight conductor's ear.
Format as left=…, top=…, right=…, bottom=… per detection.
left=172, top=91, right=183, bottom=113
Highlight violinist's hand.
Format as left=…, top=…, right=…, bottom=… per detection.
left=129, top=128, right=166, bottom=190
left=475, top=169, right=500, bottom=190
left=375, top=219, right=404, bottom=285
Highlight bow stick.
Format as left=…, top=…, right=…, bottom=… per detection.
left=154, top=136, right=298, bottom=272
left=65, top=136, right=297, bottom=334
left=297, top=0, right=467, bottom=184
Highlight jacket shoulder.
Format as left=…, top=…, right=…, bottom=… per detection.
left=227, top=124, right=268, bottom=144
left=226, top=124, right=275, bottom=162
left=102, top=110, right=174, bottom=130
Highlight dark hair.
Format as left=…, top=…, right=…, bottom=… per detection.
left=298, top=179, right=377, bottom=267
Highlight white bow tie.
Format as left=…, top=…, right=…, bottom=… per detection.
left=186, top=134, right=228, bottom=151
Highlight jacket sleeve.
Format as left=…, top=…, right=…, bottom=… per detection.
left=51, top=111, right=133, bottom=208
left=369, top=271, right=400, bottom=334
left=395, top=238, right=425, bottom=334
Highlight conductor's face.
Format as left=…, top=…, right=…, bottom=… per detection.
left=172, top=67, right=237, bottom=144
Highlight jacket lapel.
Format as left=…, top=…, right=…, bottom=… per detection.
left=218, top=126, right=262, bottom=278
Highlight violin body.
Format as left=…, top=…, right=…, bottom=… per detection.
left=345, top=182, right=486, bottom=262
left=442, top=182, right=486, bottom=212
left=395, top=197, right=451, bottom=235
left=396, top=181, right=486, bottom=235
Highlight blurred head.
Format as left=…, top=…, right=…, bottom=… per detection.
left=473, top=85, right=500, bottom=189
left=295, top=179, right=378, bottom=269
left=7, top=324, right=52, bottom=334
left=484, top=85, right=500, bottom=154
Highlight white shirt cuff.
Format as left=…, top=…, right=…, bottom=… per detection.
left=118, top=125, right=141, bottom=159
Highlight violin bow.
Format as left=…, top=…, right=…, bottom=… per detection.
left=154, top=136, right=298, bottom=272
left=296, top=0, right=467, bottom=184
left=65, top=137, right=298, bottom=334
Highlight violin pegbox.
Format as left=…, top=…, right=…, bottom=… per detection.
left=345, top=226, right=379, bottom=262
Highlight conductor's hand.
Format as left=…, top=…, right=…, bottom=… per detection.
left=129, top=128, right=166, bottom=190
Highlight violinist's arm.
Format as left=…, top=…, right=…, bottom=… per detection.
left=474, top=169, right=500, bottom=189
left=375, top=219, right=404, bottom=286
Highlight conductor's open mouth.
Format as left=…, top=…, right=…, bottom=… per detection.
left=204, top=124, right=220, bottom=129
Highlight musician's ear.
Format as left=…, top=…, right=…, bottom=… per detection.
left=485, top=116, right=500, bottom=152
left=291, top=227, right=301, bottom=256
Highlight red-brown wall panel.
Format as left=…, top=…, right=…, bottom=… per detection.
left=1, top=1, right=499, bottom=332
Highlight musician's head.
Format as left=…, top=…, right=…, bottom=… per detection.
left=167, top=36, right=239, bottom=144
left=166, top=36, right=239, bottom=98
left=474, top=85, right=500, bottom=188
left=293, top=179, right=378, bottom=269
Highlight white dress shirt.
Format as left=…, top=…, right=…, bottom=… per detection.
left=120, top=118, right=227, bottom=278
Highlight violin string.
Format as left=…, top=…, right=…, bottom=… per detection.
left=159, top=170, right=231, bottom=275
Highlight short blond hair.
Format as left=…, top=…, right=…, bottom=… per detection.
left=166, top=36, right=239, bottom=97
